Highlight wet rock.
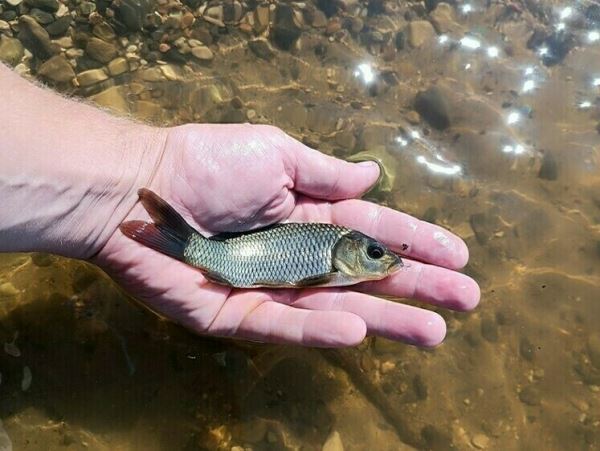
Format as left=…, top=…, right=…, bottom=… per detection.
left=588, top=334, right=600, bottom=369
left=519, top=385, right=541, bottom=406
left=254, top=5, right=270, bottom=33
left=480, top=316, right=498, bottom=342
left=86, top=37, right=117, bottom=63
left=191, top=45, right=213, bottom=61
left=311, top=10, right=327, bottom=28
left=322, top=430, right=344, bottom=451
left=471, top=433, right=490, bottom=449
left=25, top=0, right=59, bottom=12
left=140, top=67, right=165, bottom=82
left=223, top=1, right=243, bottom=23
left=272, top=4, right=302, bottom=50
left=430, top=3, right=461, bottom=33
left=6, top=0, right=22, bottom=6
left=107, top=57, right=128, bottom=75
left=30, top=8, right=54, bottom=25
left=407, top=20, right=436, bottom=48
left=18, top=14, right=60, bottom=60
left=527, top=29, right=576, bottom=66
left=90, top=86, right=129, bottom=114
left=0, top=282, right=19, bottom=298
left=77, top=68, right=108, bottom=86
left=422, top=425, right=453, bottom=450
left=519, top=336, right=536, bottom=362
left=414, top=86, right=450, bottom=130
left=113, top=0, right=155, bottom=32
left=2, top=10, right=17, bottom=21
left=45, top=15, right=71, bottom=36
left=37, top=54, right=75, bottom=82
left=538, top=151, right=558, bottom=180
left=248, top=38, right=275, bottom=61
left=93, top=22, right=116, bottom=41
left=0, top=35, right=24, bottom=67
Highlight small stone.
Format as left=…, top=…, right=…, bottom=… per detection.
left=37, top=54, right=75, bottom=82
left=113, top=0, right=155, bottom=32
left=248, top=38, right=275, bottom=60
left=45, top=15, right=71, bottom=37
left=0, top=20, right=10, bottom=32
left=322, top=430, right=344, bottom=451
left=0, top=35, right=24, bottom=67
left=25, top=0, right=59, bottom=13
left=4, top=341, right=21, bottom=357
left=191, top=45, right=213, bottom=61
left=414, top=86, right=451, bottom=130
left=407, top=20, right=436, bottom=48
left=159, top=43, right=170, bottom=53
left=140, top=67, right=164, bottom=82
left=6, top=0, right=23, bottom=6
left=78, top=1, right=96, bottom=15
left=18, top=14, right=60, bottom=60
left=77, top=68, right=108, bottom=86
left=65, top=48, right=84, bottom=58
left=246, top=109, right=257, bottom=121
left=538, top=151, right=558, bottom=181
left=519, top=386, right=541, bottom=406
left=30, top=8, right=54, bottom=25
left=254, top=5, right=270, bottom=33
left=107, top=57, right=128, bottom=75
left=406, top=110, right=421, bottom=124
left=0, top=282, right=19, bottom=298
left=86, top=37, right=117, bottom=63
left=326, top=18, right=341, bottom=35
left=380, top=361, right=395, bottom=374
left=159, top=64, right=179, bottom=80
left=90, top=86, right=129, bottom=114
left=430, top=3, right=461, bottom=33
left=312, top=10, right=327, bottom=28
left=93, top=22, right=116, bottom=41
left=54, top=36, right=73, bottom=49
left=471, top=433, right=490, bottom=449
left=181, top=12, right=195, bottom=28
left=223, top=0, right=243, bottom=22
left=272, top=4, right=302, bottom=50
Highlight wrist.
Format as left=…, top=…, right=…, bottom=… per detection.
left=0, top=65, right=168, bottom=258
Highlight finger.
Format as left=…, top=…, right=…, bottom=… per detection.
left=286, top=290, right=447, bottom=347
left=207, top=290, right=367, bottom=347
left=282, top=136, right=380, bottom=200
left=291, top=197, right=469, bottom=270
left=358, top=259, right=481, bottom=311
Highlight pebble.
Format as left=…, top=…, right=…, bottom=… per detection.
left=248, top=38, right=275, bottom=60
left=37, top=54, right=75, bottom=82
left=93, top=22, right=116, bottom=41
left=0, top=282, right=18, bottom=298
left=90, top=86, right=129, bottom=114
left=4, top=341, right=21, bottom=357
left=191, top=45, right=213, bottom=61
left=18, top=14, right=59, bottom=60
left=519, top=385, right=541, bottom=406
left=0, top=35, right=24, bottom=67
left=77, top=68, right=108, bottom=86
left=414, top=86, right=451, bottom=130
left=0, top=20, right=10, bottom=32
left=272, top=4, right=302, bottom=50
left=407, top=20, right=436, bottom=48
left=246, top=109, right=257, bottom=121
left=113, top=0, right=153, bottom=32
left=25, top=0, right=59, bottom=13
left=254, top=5, right=270, bottom=33
left=429, top=3, right=461, bottom=33
left=7, top=0, right=22, bottom=5
left=45, top=15, right=72, bottom=37
left=471, top=433, right=490, bottom=449
left=322, top=430, right=344, bottom=451
left=54, top=36, right=72, bottom=48
left=107, top=57, right=128, bottom=75
left=86, top=37, right=118, bottom=63
left=29, top=8, right=54, bottom=25
left=159, top=64, right=179, bottom=80
left=65, top=48, right=84, bottom=58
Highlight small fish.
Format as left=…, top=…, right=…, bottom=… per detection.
left=120, top=189, right=403, bottom=288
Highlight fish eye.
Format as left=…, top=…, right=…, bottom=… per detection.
left=367, top=244, right=384, bottom=259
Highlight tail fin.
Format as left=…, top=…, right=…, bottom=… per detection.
left=119, top=189, right=198, bottom=261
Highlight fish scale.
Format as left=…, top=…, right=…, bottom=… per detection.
left=184, top=223, right=350, bottom=287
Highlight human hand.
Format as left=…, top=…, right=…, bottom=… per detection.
left=96, top=124, right=480, bottom=347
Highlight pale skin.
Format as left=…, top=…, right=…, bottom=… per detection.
left=0, top=63, right=480, bottom=348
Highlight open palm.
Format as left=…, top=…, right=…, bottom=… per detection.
left=96, top=124, right=480, bottom=347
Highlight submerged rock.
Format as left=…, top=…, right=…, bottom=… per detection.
left=0, top=36, right=24, bottom=67
left=86, top=37, right=118, bottom=63
left=272, top=4, right=302, bottom=50
left=18, top=14, right=60, bottom=60
left=37, top=54, right=75, bottom=82
left=407, top=20, right=436, bottom=47
left=113, top=0, right=155, bottom=32
left=414, top=86, right=451, bottom=130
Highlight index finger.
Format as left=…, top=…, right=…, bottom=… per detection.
left=293, top=198, right=469, bottom=270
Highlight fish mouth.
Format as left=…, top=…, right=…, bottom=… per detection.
left=387, top=255, right=404, bottom=274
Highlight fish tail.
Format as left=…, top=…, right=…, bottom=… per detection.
left=119, top=188, right=198, bottom=261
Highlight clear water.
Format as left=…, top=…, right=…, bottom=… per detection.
left=1, top=1, right=600, bottom=450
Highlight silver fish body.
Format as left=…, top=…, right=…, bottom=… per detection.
left=120, top=189, right=402, bottom=288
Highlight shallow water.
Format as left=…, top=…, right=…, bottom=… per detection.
left=1, top=0, right=600, bottom=450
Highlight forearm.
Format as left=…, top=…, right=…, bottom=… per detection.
left=0, top=64, right=167, bottom=259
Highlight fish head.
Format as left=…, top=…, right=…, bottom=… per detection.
left=332, top=231, right=403, bottom=281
